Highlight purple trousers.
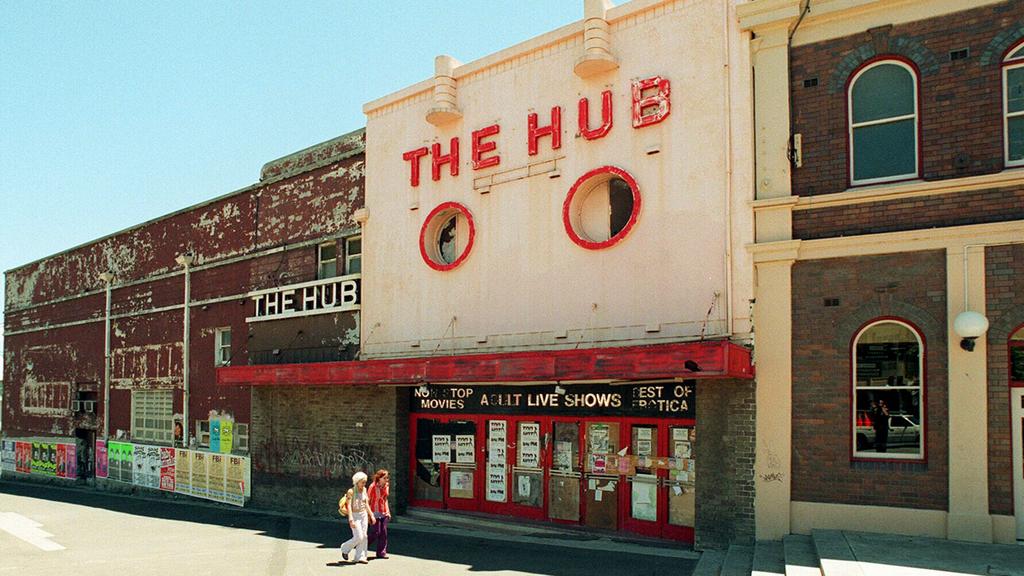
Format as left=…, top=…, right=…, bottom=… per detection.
left=367, top=513, right=388, bottom=556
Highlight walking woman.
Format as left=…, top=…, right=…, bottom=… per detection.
left=340, top=471, right=376, bottom=564
left=367, top=469, right=391, bottom=559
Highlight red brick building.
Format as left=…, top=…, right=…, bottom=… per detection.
left=741, top=0, right=1024, bottom=544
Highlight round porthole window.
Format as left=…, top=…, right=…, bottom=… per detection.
left=419, top=202, right=475, bottom=271
left=562, top=166, right=641, bottom=250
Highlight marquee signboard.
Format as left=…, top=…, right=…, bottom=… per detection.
left=410, top=381, right=695, bottom=419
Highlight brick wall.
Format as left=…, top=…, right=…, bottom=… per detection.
left=791, top=250, right=948, bottom=510
left=695, top=379, right=755, bottom=549
left=790, top=1, right=1024, bottom=196
left=985, top=243, right=1024, bottom=516
left=249, top=385, right=408, bottom=518
left=793, top=185, right=1024, bottom=240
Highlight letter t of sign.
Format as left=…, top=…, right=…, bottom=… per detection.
left=432, top=137, right=460, bottom=181
left=403, top=147, right=429, bottom=187
left=528, top=106, right=562, bottom=156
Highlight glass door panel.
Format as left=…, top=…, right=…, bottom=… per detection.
left=446, top=419, right=477, bottom=504
left=413, top=417, right=443, bottom=503
left=512, top=420, right=543, bottom=507
left=666, top=425, right=696, bottom=528
left=629, top=424, right=658, bottom=522
left=549, top=421, right=581, bottom=522
left=583, top=421, right=619, bottom=530
left=485, top=419, right=509, bottom=504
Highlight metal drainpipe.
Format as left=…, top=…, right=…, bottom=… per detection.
left=176, top=253, right=194, bottom=444
left=99, top=271, right=114, bottom=439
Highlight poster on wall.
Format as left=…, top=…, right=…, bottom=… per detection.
left=208, top=454, right=227, bottom=502
left=225, top=456, right=245, bottom=506
left=210, top=420, right=221, bottom=454
left=219, top=421, right=233, bottom=454
left=175, top=449, right=192, bottom=496
left=16, top=442, right=31, bottom=473
left=56, top=444, right=67, bottom=478
left=159, top=447, right=175, bottom=492
left=132, top=445, right=148, bottom=488
left=487, top=421, right=506, bottom=463
left=486, top=462, right=507, bottom=502
left=95, top=440, right=108, bottom=478
left=108, top=442, right=134, bottom=484
left=191, top=451, right=209, bottom=499
left=65, top=444, right=77, bottom=479
left=431, top=435, right=451, bottom=464
left=1, top=440, right=15, bottom=475
left=519, top=423, right=540, bottom=468
left=146, top=446, right=161, bottom=489
left=455, top=435, right=475, bottom=464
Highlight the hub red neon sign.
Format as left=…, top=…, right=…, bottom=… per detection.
left=402, top=76, right=671, bottom=187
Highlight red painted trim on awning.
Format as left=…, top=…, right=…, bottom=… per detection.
left=217, top=341, right=753, bottom=387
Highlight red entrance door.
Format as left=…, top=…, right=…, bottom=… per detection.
left=410, top=415, right=483, bottom=512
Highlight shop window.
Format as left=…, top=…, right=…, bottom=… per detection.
left=345, top=235, right=362, bottom=275
left=214, top=327, right=231, bottom=367
left=419, top=202, right=475, bottom=271
left=317, top=241, right=338, bottom=279
left=1003, top=42, right=1024, bottom=167
left=1011, top=327, right=1024, bottom=385
left=848, top=60, right=919, bottom=185
left=563, top=166, right=641, bottom=250
left=131, top=390, right=174, bottom=445
left=852, top=320, right=924, bottom=459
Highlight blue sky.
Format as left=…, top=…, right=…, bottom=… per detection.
left=0, top=1, right=584, bottom=362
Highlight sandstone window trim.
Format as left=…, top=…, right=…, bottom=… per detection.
left=1002, top=41, right=1024, bottom=168
left=847, top=59, right=920, bottom=187
left=851, top=318, right=925, bottom=461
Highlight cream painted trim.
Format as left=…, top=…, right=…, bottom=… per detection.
left=749, top=220, right=1024, bottom=261
left=752, top=195, right=800, bottom=211
left=736, top=0, right=802, bottom=31
left=363, top=0, right=676, bottom=114
left=791, top=501, right=948, bottom=538
left=992, top=515, right=1017, bottom=545
left=794, top=170, right=1024, bottom=211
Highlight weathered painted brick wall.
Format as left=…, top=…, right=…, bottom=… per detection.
left=791, top=251, right=948, bottom=510
left=695, top=379, right=755, bottom=549
left=249, top=386, right=408, bottom=518
left=790, top=1, right=1024, bottom=197
left=985, top=243, right=1024, bottom=517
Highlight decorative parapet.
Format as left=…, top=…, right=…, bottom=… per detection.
left=573, top=0, right=619, bottom=78
left=426, top=55, right=463, bottom=126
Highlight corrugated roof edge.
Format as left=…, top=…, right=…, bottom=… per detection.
left=5, top=127, right=367, bottom=275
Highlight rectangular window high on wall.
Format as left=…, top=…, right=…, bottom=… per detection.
left=215, top=327, right=231, bottom=367
left=1003, top=43, right=1024, bottom=166
left=852, top=320, right=924, bottom=460
left=345, top=235, right=362, bottom=274
left=132, top=390, right=174, bottom=444
left=318, top=241, right=338, bottom=279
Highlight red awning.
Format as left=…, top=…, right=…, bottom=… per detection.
left=216, top=341, right=753, bottom=387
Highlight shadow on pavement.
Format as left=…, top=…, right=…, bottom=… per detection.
left=1, top=480, right=692, bottom=576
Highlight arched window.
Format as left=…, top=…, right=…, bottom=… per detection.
left=1003, top=42, right=1024, bottom=167
left=852, top=320, right=924, bottom=459
left=848, top=60, right=919, bottom=185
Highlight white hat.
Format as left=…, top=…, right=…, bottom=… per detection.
left=352, top=471, right=368, bottom=485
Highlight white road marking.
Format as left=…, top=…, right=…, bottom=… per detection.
left=0, top=512, right=65, bottom=551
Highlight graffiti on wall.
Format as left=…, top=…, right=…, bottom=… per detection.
left=253, top=440, right=381, bottom=479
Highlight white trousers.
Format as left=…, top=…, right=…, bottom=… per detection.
left=341, top=512, right=369, bottom=561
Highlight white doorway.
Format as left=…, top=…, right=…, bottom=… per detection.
left=1013, top=388, right=1024, bottom=542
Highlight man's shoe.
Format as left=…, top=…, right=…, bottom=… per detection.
left=342, top=551, right=349, bottom=562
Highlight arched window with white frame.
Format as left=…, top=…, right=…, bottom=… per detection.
left=1003, top=41, right=1024, bottom=167
left=852, top=319, right=924, bottom=459
left=848, top=60, right=920, bottom=186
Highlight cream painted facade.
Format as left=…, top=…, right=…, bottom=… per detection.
left=361, top=0, right=754, bottom=359
left=740, top=0, right=1024, bottom=544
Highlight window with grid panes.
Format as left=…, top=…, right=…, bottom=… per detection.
left=345, top=235, right=361, bottom=274
left=132, top=390, right=174, bottom=444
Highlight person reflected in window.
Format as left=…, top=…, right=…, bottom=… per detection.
left=870, top=399, right=890, bottom=453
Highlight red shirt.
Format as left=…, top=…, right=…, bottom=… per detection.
left=368, top=481, right=390, bottom=515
